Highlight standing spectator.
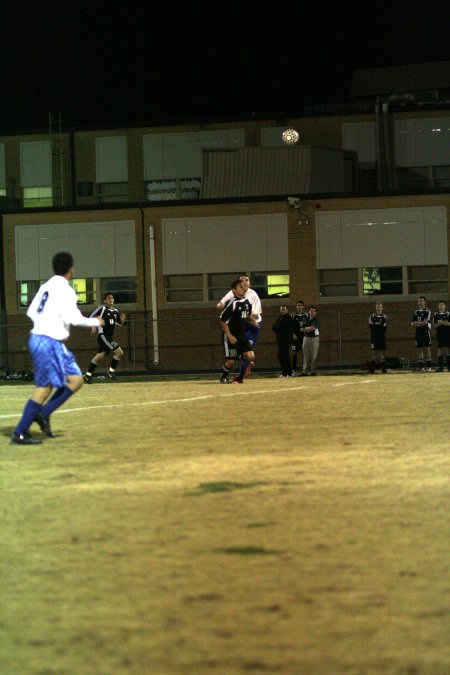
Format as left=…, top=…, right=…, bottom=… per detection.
left=272, top=305, right=295, bottom=377
left=290, top=299, right=308, bottom=375
left=83, top=292, right=127, bottom=383
left=411, top=296, right=432, bottom=371
left=433, top=300, right=450, bottom=372
left=301, top=306, right=320, bottom=376
left=11, top=252, right=104, bottom=444
left=217, top=272, right=261, bottom=381
left=368, top=302, right=387, bottom=374
left=219, top=280, right=256, bottom=384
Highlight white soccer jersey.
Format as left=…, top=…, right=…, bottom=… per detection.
left=220, top=288, right=262, bottom=322
left=27, top=275, right=100, bottom=341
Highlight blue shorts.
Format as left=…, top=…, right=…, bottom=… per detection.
left=244, top=322, right=261, bottom=348
left=29, top=334, right=81, bottom=388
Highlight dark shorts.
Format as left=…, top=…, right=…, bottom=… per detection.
left=415, top=327, right=431, bottom=348
left=291, top=335, right=304, bottom=352
left=224, top=337, right=253, bottom=360
left=436, top=328, right=450, bottom=349
left=97, top=334, right=119, bottom=356
left=371, top=335, right=387, bottom=351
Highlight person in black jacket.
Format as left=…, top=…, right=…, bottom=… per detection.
left=272, top=305, right=295, bottom=377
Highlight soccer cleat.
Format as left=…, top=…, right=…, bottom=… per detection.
left=220, top=375, right=230, bottom=384
left=11, top=431, right=42, bottom=445
left=35, top=412, right=55, bottom=438
left=434, top=367, right=444, bottom=372
left=83, top=373, right=92, bottom=384
left=232, top=377, right=244, bottom=384
left=243, top=361, right=254, bottom=379
left=106, top=372, right=118, bottom=381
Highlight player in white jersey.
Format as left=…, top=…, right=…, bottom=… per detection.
left=217, top=273, right=261, bottom=381
left=11, top=252, right=104, bottom=444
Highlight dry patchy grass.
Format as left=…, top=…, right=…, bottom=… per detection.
left=1, top=373, right=449, bottom=674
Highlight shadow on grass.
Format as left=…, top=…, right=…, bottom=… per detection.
left=187, top=481, right=269, bottom=496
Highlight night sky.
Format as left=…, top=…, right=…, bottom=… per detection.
left=1, top=0, right=449, bottom=132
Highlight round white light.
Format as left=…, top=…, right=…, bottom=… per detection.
left=282, top=128, right=299, bottom=145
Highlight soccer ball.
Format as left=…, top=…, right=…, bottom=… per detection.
left=282, top=128, right=299, bottom=145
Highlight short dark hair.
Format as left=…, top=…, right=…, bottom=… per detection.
left=309, top=305, right=317, bottom=311
left=418, top=295, right=427, bottom=301
left=103, top=292, right=114, bottom=300
left=52, top=252, right=74, bottom=275
left=231, top=279, right=242, bottom=290
left=296, top=299, right=304, bottom=305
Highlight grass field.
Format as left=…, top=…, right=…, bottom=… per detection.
left=1, top=372, right=449, bottom=675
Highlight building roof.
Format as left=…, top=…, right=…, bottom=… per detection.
left=350, top=61, right=450, bottom=98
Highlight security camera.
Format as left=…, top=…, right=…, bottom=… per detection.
left=288, top=197, right=301, bottom=208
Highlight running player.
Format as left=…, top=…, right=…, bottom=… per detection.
left=217, top=272, right=261, bottom=381
left=219, top=279, right=256, bottom=384
left=11, top=252, right=104, bottom=444
left=83, top=293, right=127, bottom=382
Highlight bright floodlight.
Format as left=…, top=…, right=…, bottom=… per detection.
left=282, top=128, right=299, bottom=145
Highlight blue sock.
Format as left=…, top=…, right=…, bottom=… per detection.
left=42, top=386, right=74, bottom=417
left=15, top=399, right=42, bottom=435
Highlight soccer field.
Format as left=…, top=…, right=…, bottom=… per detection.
left=1, top=373, right=449, bottom=674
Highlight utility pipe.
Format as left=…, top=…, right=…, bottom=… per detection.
left=149, top=224, right=159, bottom=365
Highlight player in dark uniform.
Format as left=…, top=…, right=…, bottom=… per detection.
left=411, top=296, right=432, bottom=371
left=83, top=293, right=127, bottom=382
left=433, top=300, right=450, bottom=372
left=219, top=279, right=256, bottom=384
left=368, top=302, right=387, bottom=373
left=290, top=300, right=308, bottom=375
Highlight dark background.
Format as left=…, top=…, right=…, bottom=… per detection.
left=1, top=0, right=449, bottom=131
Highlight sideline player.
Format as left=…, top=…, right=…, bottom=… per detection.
left=219, top=279, right=256, bottom=384
left=11, top=252, right=104, bottom=444
left=217, top=272, right=261, bottom=381
left=411, top=296, right=432, bottom=371
left=368, top=302, right=387, bottom=373
left=433, top=300, right=450, bottom=372
left=290, top=300, right=308, bottom=375
left=83, top=293, right=127, bottom=382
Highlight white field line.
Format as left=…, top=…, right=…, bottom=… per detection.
left=0, top=380, right=377, bottom=420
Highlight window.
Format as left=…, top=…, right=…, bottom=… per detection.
left=22, top=186, right=53, bottom=208
left=98, top=277, right=137, bottom=304
left=72, top=278, right=96, bottom=305
left=0, top=188, right=6, bottom=197
left=362, top=267, right=403, bottom=295
left=208, top=273, right=239, bottom=301
left=146, top=178, right=201, bottom=202
left=252, top=273, right=290, bottom=299
left=318, top=265, right=447, bottom=299
left=319, top=269, right=358, bottom=297
left=165, top=272, right=290, bottom=303
left=18, top=281, right=40, bottom=307
left=97, top=182, right=128, bottom=203
left=407, top=266, right=448, bottom=295
left=17, top=277, right=137, bottom=308
left=165, top=275, right=203, bottom=302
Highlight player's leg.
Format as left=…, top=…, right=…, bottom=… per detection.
left=107, top=344, right=123, bottom=380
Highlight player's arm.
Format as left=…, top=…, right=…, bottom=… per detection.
left=116, top=312, right=127, bottom=327
left=221, top=320, right=237, bottom=344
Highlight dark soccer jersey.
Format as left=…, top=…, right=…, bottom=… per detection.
left=291, top=311, right=309, bottom=338
left=90, top=305, right=122, bottom=339
left=434, top=310, right=450, bottom=335
left=220, top=297, right=252, bottom=338
left=369, top=312, right=387, bottom=339
left=433, top=310, right=450, bottom=325
left=411, top=308, right=431, bottom=328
